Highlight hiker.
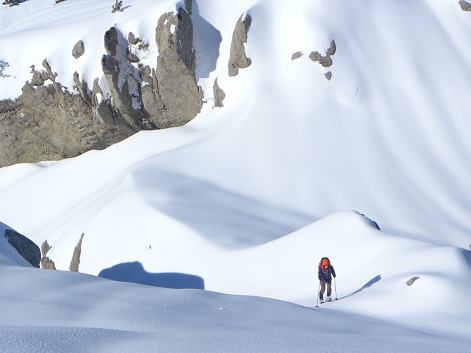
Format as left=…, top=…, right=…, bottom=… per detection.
left=318, top=257, right=336, bottom=302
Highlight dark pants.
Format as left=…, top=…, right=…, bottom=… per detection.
left=319, top=280, right=332, bottom=299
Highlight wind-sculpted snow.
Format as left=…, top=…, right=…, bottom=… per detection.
left=0, top=257, right=470, bottom=352
left=1, top=0, right=471, bottom=351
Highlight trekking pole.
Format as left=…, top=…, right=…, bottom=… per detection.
left=334, top=277, right=338, bottom=300
left=316, top=281, right=320, bottom=307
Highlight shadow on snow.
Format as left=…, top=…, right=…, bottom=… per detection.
left=340, top=275, right=382, bottom=300
left=132, top=168, right=313, bottom=248
left=98, top=261, right=205, bottom=289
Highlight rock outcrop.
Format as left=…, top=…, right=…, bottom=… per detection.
left=0, top=60, right=128, bottom=167
left=213, top=78, right=226, bottom=108
left=41, top=241, right=57, bottom=270
left=101, top=27, right=152, bottom=132
left=4, top=229, right=41, bottom=268
left=0, top=1, right=202, bottom=167
left=152, top=7, right=203, bottom=126
left=459, top=0, right=471, bottom=11
left=228, top=14, right=252, bottom=77
left=69, top=233, right=84, bottom=272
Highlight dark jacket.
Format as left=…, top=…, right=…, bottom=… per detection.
left=318, top=265, right=336, bottom=282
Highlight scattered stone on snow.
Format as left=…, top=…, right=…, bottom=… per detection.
left=406, top=277, right=420, bottom=286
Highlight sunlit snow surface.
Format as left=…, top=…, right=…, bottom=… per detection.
left=1, top=0, right=471, bottom=351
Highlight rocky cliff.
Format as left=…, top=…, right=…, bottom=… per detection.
left=0, top=1, right=266, bottom=168
left=0, top=1, right=202, bottom=167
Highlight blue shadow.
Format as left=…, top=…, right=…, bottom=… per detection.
left=132, top=168, right=313, bottom=248
left=340, top=275, right=381, bottom=299
left=191, top=0, right=222, bottom=80
left=98, top=261, right=205, bottom=289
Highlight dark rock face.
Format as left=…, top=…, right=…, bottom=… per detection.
left=0, top=2, right=202, bottom=167
left=228, top=14, right=252, bottom=77
left=4, top=229, right=41, bottom=268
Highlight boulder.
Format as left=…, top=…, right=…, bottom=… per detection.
left=72, top=40, right=85, bottom=59
left=4, top=229, right=41, bottom=268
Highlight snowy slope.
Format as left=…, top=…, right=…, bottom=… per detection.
left=2, top=0, right=470, bottom=247
left=1, top=0, right=471, bottom=350
left=1, top=223, right=471, bottom=353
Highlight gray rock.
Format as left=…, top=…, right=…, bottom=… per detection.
left=31, top=70, right=45, bottom=86
left=127, top=52, right=140, bottom=63
left=154, top=8, right=203, bottom=126
left=73, top=71, right=92, bottom=105
left=41, top=241, right=51, bottom=256
left=228, top=14, right=252, bottom=77
left=309, top=51, right=322, bottom=62
left=406, top=277, right=419, bottom=286
left=4, top=229, right=40, bottom=268
left=69, top=233, right=84, bottom=272
left=309, top=40, right=337, bottom=78
left=325, top=40, right=336, bottom=56
left=0, top=6, right=203, bottom=167
left=41, top=58, right=57, bottom=81
left=0, top=99, right=21, bottom=113
left=291, top=51, right=303, bottom=60
left=92, top=78, right=119, bottom=130
left=140, top=65, right=169, bottom=128
left=459, top=0, right=471, bottom=11
left=184, top=0, right=192, bottom=15
left=309, top=50, right=332, bottom=68
left=104, top=27, right=119, bottom=57
left=0, top=75, right=129, bottom=167
left=40, top=241, right=56, bottom=270
left=213, top=78, right=226, bottom=108
left=41, top=257, right=56, bottom=270
left=319, top=55, right=333, bottom=68
left=128, top=32, right=139, bottom=45
left=72, top=40, right=85, bottom=59
left=102, top=27, right=152, bottom=132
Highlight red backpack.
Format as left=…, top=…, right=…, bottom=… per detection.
left=318, top=257, right=330, bottom=270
